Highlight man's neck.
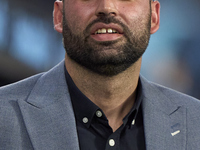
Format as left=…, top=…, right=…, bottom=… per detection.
left=65, top=55, right=142, bottom=132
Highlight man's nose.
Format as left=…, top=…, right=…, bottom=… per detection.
left=95, top=0, right=118, bottom=17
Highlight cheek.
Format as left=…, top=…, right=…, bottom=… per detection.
left=64, top=9, right=82, bottom=32
left=64, top=3, right=95, bottom=33
left=117, top=2, right=150, bottom=25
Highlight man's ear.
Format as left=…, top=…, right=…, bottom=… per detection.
left=53, top=1, right=63, bottom=33
left=150, top=1, right=160, bottom=34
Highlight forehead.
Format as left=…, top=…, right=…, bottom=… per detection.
left=62, top=0, right=154, bottom=2
left=62, top=0, right=152, bottom=10
left=62, top=0, right=153, bottom=8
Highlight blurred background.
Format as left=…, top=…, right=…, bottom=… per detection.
left=0, top=0, right=200, bottom=99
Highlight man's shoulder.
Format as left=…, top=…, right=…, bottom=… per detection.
left=0, top=73, right=43, bottom=103
left=152, top=81, right=199, bottom=103
left=148, top=79, right=200, bottom=115
left=0, top=60, right=65, bottom=106
left=141, top=76, right=200, bottom=109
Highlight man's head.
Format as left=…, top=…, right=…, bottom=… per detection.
left=54, top=0, right=160, bottom=76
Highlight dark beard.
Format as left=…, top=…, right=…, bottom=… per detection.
left=63, top=13, right=151, bottom=76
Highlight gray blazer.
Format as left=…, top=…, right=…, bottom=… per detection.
left=0, top=60, right=200, bottom=150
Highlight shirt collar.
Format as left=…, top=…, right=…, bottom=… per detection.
left=65, top=67, right=99, bottom=128
left=65, top=67, right=143, bottom=129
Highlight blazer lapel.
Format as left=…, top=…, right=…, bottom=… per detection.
left=140, top=76, right=187, bottom=150
left=17, top=62, right=187, bottom=150
left=17, top=61, right=80, bottom=150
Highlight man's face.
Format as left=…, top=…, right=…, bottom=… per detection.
left=62, top=0, right=152, bottom=76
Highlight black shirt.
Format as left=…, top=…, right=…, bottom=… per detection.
left=65, top=68, right=146, bottom=150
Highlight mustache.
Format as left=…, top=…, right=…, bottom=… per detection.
left=84, top=16, right=130, bottom=38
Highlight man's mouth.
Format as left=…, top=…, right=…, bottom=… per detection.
left=94, top=28, right=119, bottom=34
left=90, top=23, right=124, bottom=41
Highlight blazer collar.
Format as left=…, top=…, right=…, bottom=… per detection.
left=140, top=76, right=187, bottom=150
left=17, top=60, right=186, bottom=150
left=18, top=60, right=80, bottom=150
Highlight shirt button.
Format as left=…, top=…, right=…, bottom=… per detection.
left=96, top=110, right=103, bottom=117
left=82, top=117, right=88, bottom=124
left=132, top=119, right=135, bottom=125
left=109, top=139, right=115, bottom=147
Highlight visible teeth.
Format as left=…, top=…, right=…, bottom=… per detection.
left=107, top=28, right=112, bottom=33
left=101, top=28, right=106, bottom=33
left=95, top=28, right=118, bottom=34
left=112, top=29, right=117, bottom=33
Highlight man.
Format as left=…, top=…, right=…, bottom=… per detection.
left=0, top=0, right=200, bottom=149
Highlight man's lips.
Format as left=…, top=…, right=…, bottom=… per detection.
left=90, top=23, right=123, bottom=35
left=90, top=23, right=124, bottom=41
